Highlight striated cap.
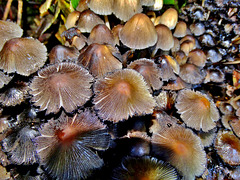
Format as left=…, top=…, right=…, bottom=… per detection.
left=0, top=37, right=47, bottom=76
left=128, top=58, right=162, bottom=90
left=215, top=130, right=240, bottom=166
left=112, top=156, right=178, bottom=180
left=119, top=13, right=157, bottom=50
left=175, top=89, right=219, bottom=132
left=88, top=0, right=113, bottom=15
left=151, top=125, right=206, bottom=180
left=93, top=69, right=156, bottom=122
left=173, top=21, right=187, bottom=38
left=34, top=110, right=111, bottom=179
left=188, top=49, right=207, bottom=67
left=0, top=71, right=13, bottom=89
left=2, top=126, right=39, bottom=165
left=78, top=43, right=122, bottom=78
left=113, top=0, right=142, bottom=22
left=65, top=11, right=80, bottom=29
left=0, top=20, right=23, bottom=51
left=30, top=62, right=93, bottom=114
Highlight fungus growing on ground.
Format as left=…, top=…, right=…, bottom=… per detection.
left=77, top=10, right=104, bottom=33
left=119, top=13, right=157, bottom=50
left=48, top=45, right=80, bottom=64
left=112, top=156, right=178, bottom=180
left=197, top=128, right=217, bottom=147
left=173, top=21, right=187, bottom=38
left=93, top=69, right=156, bottom=122
left=158, top=8, right=178, bottom=30
left=0, top=37, right=47, bottom=76
left=229, top=118, right=240, bottom=138
left=65, top=11, right=80, bottom=29
left=188, top=49, right=207, bottom=67
left=215, top=130, right=240, bottom=166
left=175, top=89, right=219, bottom=132
left=155, top=24, right=174, bottom=51
left=78, top=43, right=122, bottom=78
left=190, top=22, right=205, bottom=36
left=179, top=63, right=206, bottom=84
left=0, top=20, right=23, bottom=51
left=113, top=0, right=142, bottom=22
left=30, top=62, right=93, bottom=114
left=34, top=110, right=111, bottom=180
left=151, top=125, right=206, bottom=180
left=88, top=0, right=113, bottom=15
left=127, top=58, right=162, bottom=90
left=88, top=24, right=115, bottom=46
left=2, top=126, right=39, bottom=165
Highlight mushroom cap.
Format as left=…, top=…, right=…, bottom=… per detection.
left=0, top=37, right=47, bottom=76
left=49, top=45, right=80, bottom=64
left=119, top=13, right=157, bottom=50
left=93, top=69, right=156, bottom=122
left=0, top=71, right=13, bottom=89
left=113, top=0, right=142, bottom=22
left=127, top=58, right=162, bottom=90
left=158, top=8, right=178, bottom=30
left=65, top=11, right=80, bottom=29
left=2, top=126, right=39, bottom=165
left=151, top=125, right=206, bottom=179
left=188, top=49, right=207, bottom=67
left=88, top=24, right=115, bottom=46
left=190, top=22, right=205, bottom=36
left=215, top=130, right=240, bottom=166
left=140, top=0, right=155, bottom=6
left=179, top=63, right=206, bottom=84
left=88, top=0, right=113, bottom=15
left=77, top=10, right=104, bottom=33
left=197, top=128, right=217, bottom=147
left=229, top=117, right=240, bottom=138
left=0, top=20, right=23, bottom=51
left=30, top=62, right=93, bottom=114
left=34, top=110, right=111, bottom=179
left=175, top=89, right=220, bottom=132
left=78, top=43, right=122, bottom=78
left=112, top=24, right=123, bottom=46
left=0, top=82, right=28, bottom=106
left=155, top=24, right=174, bottom=51
left=112, top=156, right=178, bottom=180
left=173, top=21, right=187, bottom=38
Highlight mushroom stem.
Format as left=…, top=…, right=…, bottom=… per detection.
left=104, top=15, right=110, bottom=29
left=3, top=0, right=13, bottom=20
left=17, top=0, right=23, bottom=26
left=151, top=48, right=158, bottom=58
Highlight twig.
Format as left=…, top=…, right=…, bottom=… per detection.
left=17, top=0, right=23, bottom=26
left=3, top=0, right=13, bottom=20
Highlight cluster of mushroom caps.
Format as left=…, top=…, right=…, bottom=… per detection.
left=0, top=0, right=240, bottom=179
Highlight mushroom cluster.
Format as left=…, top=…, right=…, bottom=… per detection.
left=0, top=0, right=240, bottom=179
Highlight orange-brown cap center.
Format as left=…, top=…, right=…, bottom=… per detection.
left=56, top=126, right=78, bottom=144
left=198, top=97, right=210, bottom=109
left=172, top=141, right=188, bottom=156
left=116, top=81, right=131, bottom=97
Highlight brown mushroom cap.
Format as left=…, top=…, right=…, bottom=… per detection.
left=34, top=110, right=111, bottom=179
left=78, top=43, right=122, bottom=78
left=127, top=58, right=162, bottom=90
left=158, top=8, right=178, bottom=30
left=229, top=117, right=240, bottom=138
left=151, top=125, right=206, bottom=179
left=197, top=128, right=217, bottom=147
left=190, top=22, right=205, bottom=36
left=155, top=24, right=174, bottom=51
left=2, top=127, right=39, bottom=165
left=141, top=0, right=155, bottom=6
left=119, top=13, right=157, bottom=49
left=113, top=0, right=142, bottom=22
left=188, top=49, right=207, bottom=67
left=49, top=45, right=80, bottom=64
left=77, top=10, right=104, bottom=33
left=112, top=156, right=178, bottom=180
left=179, top=63, right=206, bottom=84
left=88, top=24, right=115, bottom=46
left=112, top=24, right=123, bottom=46
left=65, top=11, right=81, bottom=29
left=93, top=69, right=156, bottom=122
left=215, top=130, right=240, bottom=166
left=173, top=21, right=187, bottom=38
left=0, top=37, right=47, bottom=76
left=88, top=0, right=113, bottom=15
left=0, top=20, right=23, bottom=51
left=30, top=62, right=93, bottom=114
left=175, top=89, right=220, bottom=132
